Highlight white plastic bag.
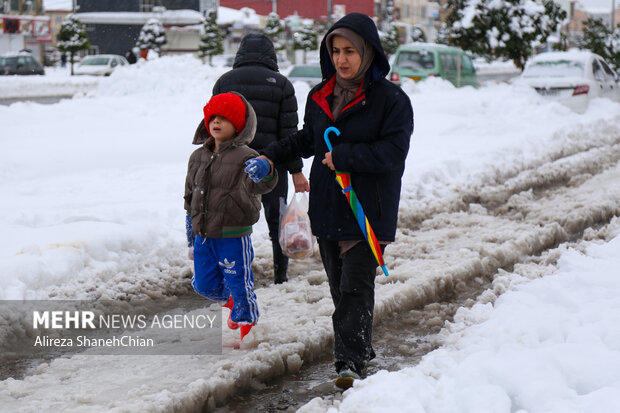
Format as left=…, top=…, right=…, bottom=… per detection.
left=279, top=193, right=315, bottom=259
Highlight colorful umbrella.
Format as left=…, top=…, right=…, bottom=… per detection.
left=323, top=126, right=389, bottom=276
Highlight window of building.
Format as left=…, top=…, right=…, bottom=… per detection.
left=140, top=0, right=155, bottom=12
left=5, top=18, right=19, bottom=33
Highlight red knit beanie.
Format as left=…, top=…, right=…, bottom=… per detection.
left=203, top=93, right=247, bottom=134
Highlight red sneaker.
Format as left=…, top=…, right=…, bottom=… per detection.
left=227, top=315, right=239, bottom=330
left=222, top=297, right=238, bottom=330
left=222, top=296, right=233, bottom=310
left=240, top=323, right=256, bottom=341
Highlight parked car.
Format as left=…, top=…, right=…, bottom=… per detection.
left=285, top=64, right=323, bottom=86
left=389, top=43, right=477, bottom=87
left=0, top=54, right=44, bottom=75
left=517, top=50, right=620, bottom=113
left=73, top=54, right=129, bottom=76
left=211, top=54, right=236, bottom=67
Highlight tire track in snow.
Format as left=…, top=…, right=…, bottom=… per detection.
left=378, top=122, right=620, bottom=317
left=2, top=121, right=620, bottom=412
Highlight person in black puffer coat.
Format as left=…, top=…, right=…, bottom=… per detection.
left=253, top=13, right=414, bottom=388
left=213, top=33, right=309, bottom=285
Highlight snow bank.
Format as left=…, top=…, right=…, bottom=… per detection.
left=0, top=67, right=98, bottom=99
left=310, top=219, right=620, bottom=413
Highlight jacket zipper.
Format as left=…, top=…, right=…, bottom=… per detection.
left=200, top=152, right=217, bottom=237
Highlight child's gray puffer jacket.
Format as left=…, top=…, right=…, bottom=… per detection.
left=184, top=92, right=278, bottom=238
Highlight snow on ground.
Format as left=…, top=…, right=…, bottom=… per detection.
left=302, top=218, right=620, bottom=413
left=1, top=54, right=619, bottom=411
left=0, top=66, right=99, bottom=99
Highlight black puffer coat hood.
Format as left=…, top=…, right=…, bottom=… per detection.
left=319, top=13, right=390, bottom=82
left=233, top=33, right=279, bottom=72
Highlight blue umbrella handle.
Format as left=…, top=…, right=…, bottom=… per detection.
left=323, top=126, right=340, bottom=151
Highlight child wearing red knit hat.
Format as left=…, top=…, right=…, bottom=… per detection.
left=184, top=92, right=278, bottom=341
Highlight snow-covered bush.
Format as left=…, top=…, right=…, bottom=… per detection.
left=264, top=12, right=285, bottom=51
left=411, top=26, right=427, bottom=43
left=381, top=23, right=400, bottom=55
left=293, top=22, right=318, bottom=64
left=136, top=18, right=167, bottom=57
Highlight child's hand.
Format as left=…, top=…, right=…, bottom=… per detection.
left=244, top=158, right=271, bottom=183
left=188, top=247, right=194, bottom=260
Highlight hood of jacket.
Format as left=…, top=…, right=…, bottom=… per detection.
left=233, top=33, right=279, bottom=72
left=192, top=91, right=258, bottom=147
left=319, top=13, right=390, bottom=83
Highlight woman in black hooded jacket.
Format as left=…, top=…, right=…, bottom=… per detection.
left=255, top=13, right=414, bottom=388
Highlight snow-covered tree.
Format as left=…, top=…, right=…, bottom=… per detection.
left=411, top=26, right=427, bottom=43
left=293, top=22, right=318, bottom=64
left=443, top=0, right=566, bottom=70
left=381, top=0, right=395, bottom=30
left=581, top=18, right=620, bottom=70
left=198, top=9, right=224, bottom=65
left=435, top=22, right=451, bottom=45
left=136, top=18, right=167, bottom=58
left=380, top=0, right=400, bottom=55
left=57, top=14, right=90, bottom=75
left=608, top=26, right=620, bottom=70
left=580, top=17, right=609, bottom=57
left=552, top=31, right=568, bottom=51
left=264, top=12, right=285, bottom=51
left=381, top=23, right=400, bottom=55
left=581, top=18, right=606, bottom=56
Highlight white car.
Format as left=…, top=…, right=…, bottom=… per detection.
left=73, top=54, right=129, bottom=76
left=518, top=50, right=620, bottom=112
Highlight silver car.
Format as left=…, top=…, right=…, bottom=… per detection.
left=73, top=54, right=129, bottom=76
left=517, top=50, right=619, bottom=113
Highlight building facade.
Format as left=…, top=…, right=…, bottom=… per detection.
left=0, top=0, right=50, bottom=62
left=392, top=0, right=437, bottom=42
left=77, top=0, right=201, bottom=13
left=74, top=0, right=204, bottom=55
left=46, top=8, right=71, bottom=48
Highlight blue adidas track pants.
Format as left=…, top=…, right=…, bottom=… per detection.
left=192, top=235, right=259, bottom=324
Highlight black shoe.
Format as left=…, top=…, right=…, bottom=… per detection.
left=274, top=273, right=288, bottom=284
